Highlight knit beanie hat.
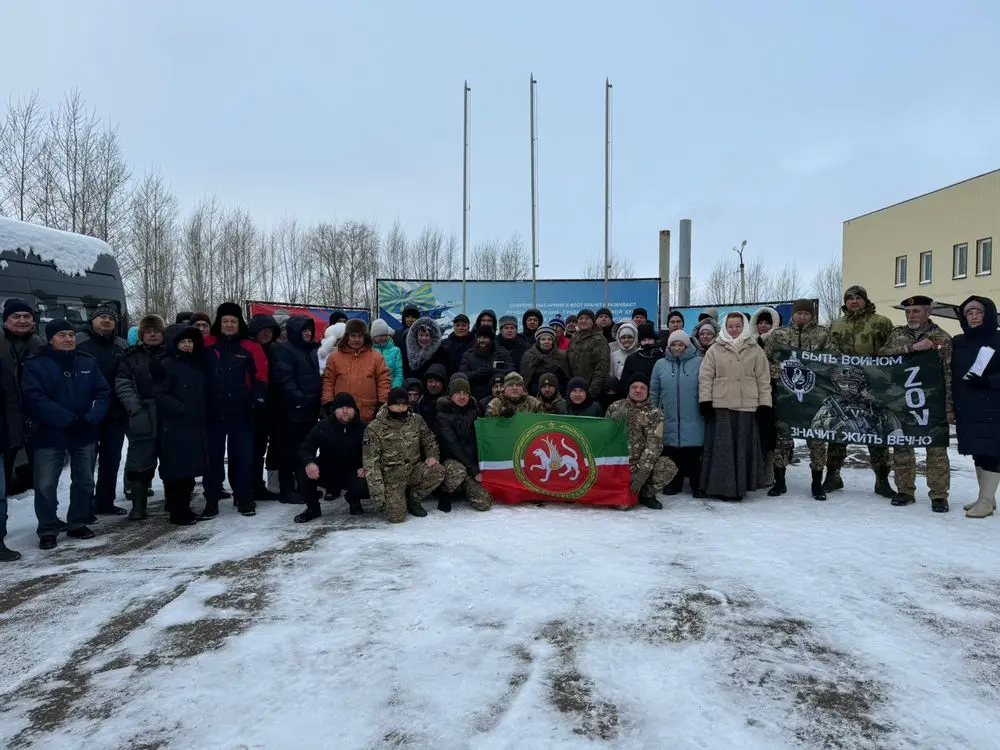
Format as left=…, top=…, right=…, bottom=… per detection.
left=667, top=329, right=691, bottom=347
left=549, top=314, right=565, bottom=331
left=576, top=309, right=594, bottom=321
left=504, top=371, right=524, bottom=387
left=330, top=392, right=358, bottom=411
left=448, top=377, right=471, bottom=395
left=792, top=299, right=815, bottom=315
left=596, top=307, right=613, bottom=320
left=45, top=318, right=75, bottom=341
left=697, top=308, right=718, bottom=323
left=844, top=285, right=869, bottom=301
left=91, top=301, right=119, bottom=322
left=632, top=307, right=648, bottom=319
left=474, top=324, right=495, bottom=339
left=667, top=310, right=685, bottom=326
left=328, top=310, right=347, bottom=325
left=567, top=376, right=589, bottom=393
left=534, top=325, right=556, bottom=342
left=628, top=372, right=651, bottom=389
left=370, top=318, right=393, bottom=338
left=387, top=388, right=410, bottom=406
left=190, top=312, right=211, bottom=328
left=3, top=298, right=34, bottom=322
left=539, top=373, right=559, bottom=390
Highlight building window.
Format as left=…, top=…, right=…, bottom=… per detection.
left=919, top=251, right=932, bottom=284
left=894, top=255, right=907, bottom=287
left=953, top=243, right=968, bottom=278
left=977, top=237, right=993, bottom=275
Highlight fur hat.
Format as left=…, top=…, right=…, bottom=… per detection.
left=667, top=329, right=691, bottom=347
left=792, top=299, right=815, bottom=316
left=503, top=371, right=524, bottom=387
left=370, top=318, right=393, bottom=338
left=344, top=318, right=368, bottom=336
left=91, top=301, right=119, bottom=323
left=474, top=324, right=495, bottom=339
left=139, top=313, right=166, bottom=335
left=45, top=318, right=75, bottom=340
left=498, top=315, right=518, bottom=330
left=328, top=310, right=347, bottom=325
left=539, top=373, right=559, bottom=390
left=212, top=302, right=247, bottom=337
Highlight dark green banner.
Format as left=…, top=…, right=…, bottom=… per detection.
left=771, top=347, right=949, bottom=448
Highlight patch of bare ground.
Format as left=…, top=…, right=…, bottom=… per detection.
left=473, top=644, right=534, bottom=733
left=0, top=570, right=82, bottom=615
left=47, top=515, right=178, bottom=562
left=538, top=620, right=623, bottom=741
left=624, top=588, right=733, bottom=645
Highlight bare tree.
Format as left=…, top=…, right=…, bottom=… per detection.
left=811, top=256, right=843, bottom=324
left=48, top=90, right=102, bottom=234
left=380, top=219, right=409, bottom=279
left=767, top=262, right=804, bottom=301
left=271, top=216, right=307, bottom=302
left=469, top=231, right=530, bottom=280
left=90, top=121, right=131, bottom=249
left=410, top=224, right=443, bottom=280
left=583, top=251, right=635, bottom=280
left=180, top=197, right=223, bottom=313
left=216, top=207, right=257, bottom=305
left=123, top=170, right=179, bottom=317
left=307, top=219, right=380, bottom=308
left=0, top=92, right=44, bottom=221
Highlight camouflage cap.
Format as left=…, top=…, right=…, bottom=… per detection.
left=844, top=285, right=868, bottom=301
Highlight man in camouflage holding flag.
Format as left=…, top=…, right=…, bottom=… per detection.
left=606, top=373, right=677, bottom=509
left=879, top=295, right=953, bottom=513
left=764, top=299, right=830, bottom=500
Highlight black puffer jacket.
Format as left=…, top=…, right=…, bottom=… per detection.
left=497, top=333, right=528, bottom=371
left=76, top=329, right=128, bottom=420
left=434, top=396, right=480, bottom=476
left=298, top=393, right=366, bottom=479
left=115, top=344, right=167, bottom=467
left=520, top=345, right=570, bottom=395
left=461, top=341, right=514, bottom=400
left=952, top=295, right=1000, bottom=458
left=154, top=328, right=209, bottom=479
left=271, top=315, right=321, bottom=425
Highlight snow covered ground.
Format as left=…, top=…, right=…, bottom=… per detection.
left=1, top=447, right=999, bottom=749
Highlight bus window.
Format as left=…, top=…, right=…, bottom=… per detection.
left=35, top=296, right=119, bottom=331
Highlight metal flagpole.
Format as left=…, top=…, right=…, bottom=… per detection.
left=530, top=74, right=538, bottom=309
left=462, top=82, right=471, bottom=314
left=604, top=78, right=612, bottom=308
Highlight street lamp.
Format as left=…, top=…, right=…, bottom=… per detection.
left=733, top=240, right=747, bottom=304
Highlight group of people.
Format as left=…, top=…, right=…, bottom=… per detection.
left=0, top=286, right=997, bottom=562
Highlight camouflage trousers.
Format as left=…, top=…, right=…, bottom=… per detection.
left=441, top=458, right=494, bottom=511
left=375, top=462, right=446, bottom=523
left=827, top=443, right=891, bottom=473
left=774, top=438, right=827, bottom=471
left=635, top=456, right=678, bottom=496
left=893, top=446, right=950, bottom=500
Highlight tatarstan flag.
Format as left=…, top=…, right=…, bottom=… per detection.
left=475, top=413, right=635, bottom=506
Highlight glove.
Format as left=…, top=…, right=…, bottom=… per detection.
left=629, top=470, right=649, bottom=496
left=699, top=401, right=714, bottom=420
left=501, top=406, right=515, bottom=418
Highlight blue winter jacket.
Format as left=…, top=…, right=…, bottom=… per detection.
left=650, top=345, right=705, bottom=448
left=374, top=338, right=404, bottom=389
left=21, top=347, right=111, bottom=449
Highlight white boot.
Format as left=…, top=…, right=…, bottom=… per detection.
left=966, top=470, right=1000, bottom=519
left=964, top=467, right=983, bottom=511
left=266, top=470, right=281, bottom=494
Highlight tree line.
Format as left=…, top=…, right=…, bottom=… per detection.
left=1, top=90, right=843, bottom=323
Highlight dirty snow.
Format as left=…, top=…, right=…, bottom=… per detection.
left=0, top=217, right=111, bottom=276
left=1, top=447, right=999, bottom=749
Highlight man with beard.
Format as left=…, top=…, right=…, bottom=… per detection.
left=460, top=326, right=514, bottom=402
left=619, top=323, right=663, bottom=396
left=479, top=374, right=504, bottom=415
left=567, top=309, right=611, bottom=401
left=536, top=373, right=568, bottom=414
left=606, top=374, right=677, bottom=509
left=485, top=372, right=542, bottom=416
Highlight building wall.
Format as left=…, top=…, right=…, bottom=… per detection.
left=842, top=169, right=1000, bottom=332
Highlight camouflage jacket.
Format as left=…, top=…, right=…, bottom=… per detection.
left=605, top=398, right=663, bottom=480
left=828, top=301, right=893, bottom=356
left=763, top=321, right=830, bottom=380
left=567, top=328, right=611, bottom=400
left=485, top=393, right=543, bottom=417
left=362, top=407, right=441, bottom=503
left=880, top=322, right=954, bottom=414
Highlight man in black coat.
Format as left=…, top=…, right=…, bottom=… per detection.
left=619, top=323, right=664, bottom=397
left=497, top=315, right=528, bottom=370
left=76, top=302, right=129, bottom=517
left=442, top=314, right=475, bottom=373
left=0, top=298, right=44, bottom=494
left=271, top=315, right=321, bottom=504
left=461, top=326, right=514, bottom=402
left=294, top=391, right=368, bottom=522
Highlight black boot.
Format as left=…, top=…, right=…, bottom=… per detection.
left=346, top=497, right=364, bottom=515
left=407, top=497, right=428, bottom=517
left=931, top=498, right=950, bottom=513
left=437, top=493, right=453, bottom=513
left=638, top=493, right=663, bottom=509
left=128, top=481, right=148, bottom=521
left=237, top=498, right=257, bottom=517
left=873, top=468, right=896, bottom=499
left=200, top=497, right=220, bottom=520
left=767, top=468, right=787, bottom=497
left=821, top=469, right=843, bottom=493
left=0, top=542, right=22, bottom=561
left=811, top=471, right=826, bottom=501
left=891, top=493, right=916, bottom=506
left=294, top=505, right=322, bottom=523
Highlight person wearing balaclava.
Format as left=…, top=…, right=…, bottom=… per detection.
left=362, top=387, right=446, bottom=522
left=620, top=323, right=664, bottom=397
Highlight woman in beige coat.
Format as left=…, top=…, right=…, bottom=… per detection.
left=698, top=312, right=772, bottom=500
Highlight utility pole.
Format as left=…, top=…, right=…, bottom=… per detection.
left=733, top=239, right=747, bottom=304
left=530, top=74, right=538, bottom=309
left=462, top=82, right=471, bottom=314
left=603, top=78, right=612, bottom=308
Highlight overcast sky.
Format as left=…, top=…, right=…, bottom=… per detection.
left=6, top=0, right=999, bottom=289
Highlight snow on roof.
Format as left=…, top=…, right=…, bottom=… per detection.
left=0, top=217, right=113, bottom=277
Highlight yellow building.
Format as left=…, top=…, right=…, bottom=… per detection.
left=842, top=169, right=999, bottom=330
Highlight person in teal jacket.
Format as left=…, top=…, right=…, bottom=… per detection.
left=650, top=329, right=706, bottom=497
left=371, top=319, right=403, bottom=388
left=127, top=325, right=139, bottom=346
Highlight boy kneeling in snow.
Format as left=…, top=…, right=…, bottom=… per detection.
left=294, top=392, right=369, bottom=523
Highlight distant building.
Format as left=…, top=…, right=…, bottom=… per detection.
left=843, top=169, right=999, bottom=330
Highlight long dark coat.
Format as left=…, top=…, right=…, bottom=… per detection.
left=154, top=328, right=209, bottom=480
left=952, top=295, right=1000, bottom=458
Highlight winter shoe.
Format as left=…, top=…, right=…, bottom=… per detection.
left=406, top=498, right=428, bottom=517
left=821, top=470, right=843, bottom=493
left=692, top=488, right=707, bottom=499
left=964, top=468, right=994, bottom=511
left=266, top=470, right=281, bottom=495
left=437, top=494, right=452, bottom=513
left=128, top=482, right=149, bottom=521
left=767, top=468, right=787, bottom=497
left=170, top=509, right=198, bottom=526
left=0, top=542, right=22, bottom=562
left=873, top=468, right=896, bottom=499
left=294, top=507, right=321, bottom=523
left=638, top=494, right=663, bottom=509
left=66, top=526, right=96, bottom=540
left=220, top=490, right=232, bottom=500
left=811, top=471, right=826, bottom=501
left=57, top=518, right=68, bottom=532
left=199, top=498, right=219, bottom=520
left=931, top=499, right=950, bottom=513
left=238, top=500, right=257, bottom=517
left=347, top=498, right=364, bottom=516
left=39, top=535, right=57, bottom=550
left=966, top=470, right=1000, bottom=519
left=95, top=505, right=128, bottom=516
left=891, top=493, right=916, bottom=507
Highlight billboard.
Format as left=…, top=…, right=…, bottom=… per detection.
left=665, top=301, right=817, bottom=330
left=376, top=278, right=660, bottom=332
left=245, top=300, right=369, bottom=338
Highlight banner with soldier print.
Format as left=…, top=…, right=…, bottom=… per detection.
left=771, top=347, right=950, bottom=448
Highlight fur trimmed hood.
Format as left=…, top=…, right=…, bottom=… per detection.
left=405, top=317, right=444, bottom=371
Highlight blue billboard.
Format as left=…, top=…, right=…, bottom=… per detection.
left=377, top=278, right=661, bottom=331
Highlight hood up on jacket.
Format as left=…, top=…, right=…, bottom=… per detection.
left=424, top=363, right=449, bottom=387
left=285, top=315, right=318, bottom=348
left=167, top=326, right=205, bottom=359
left=716, top=312, right=755, bottom=349
left=475, top=309, right=498, bottom=331
left=338, top=318, right=374, bottom=352
left=615, top=320, right=640, bottom=354
left=959, top=295, right=1000, bottom=337
left=248, top=314, right=281, bottom=342
left=406, top=316, right=444, bottom=370
left=750, top=306, right=781, bottom=341
left=522, top=308, right=543, bottom=331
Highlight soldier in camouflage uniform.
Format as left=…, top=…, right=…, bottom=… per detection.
left=566, top=309, right=611, bottom=400
left=763, top=298, right=830, bottom=500
left=362, top=387, right=446, bottom=522
left=879, top=295, right=953, bottom=513
left=606, top=373, right=678, bottom=509
left=825, top=285, right=896, bottom=496
left=485, top=371, right=543, bottom=416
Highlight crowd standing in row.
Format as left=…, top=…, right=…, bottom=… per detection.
left=0, top=288, right=997, bottom=563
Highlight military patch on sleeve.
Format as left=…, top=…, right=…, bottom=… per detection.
left=363, top=434, right=371, bottom=446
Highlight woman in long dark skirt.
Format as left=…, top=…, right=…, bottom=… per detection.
left=697, top=312, right=772, bottom=500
